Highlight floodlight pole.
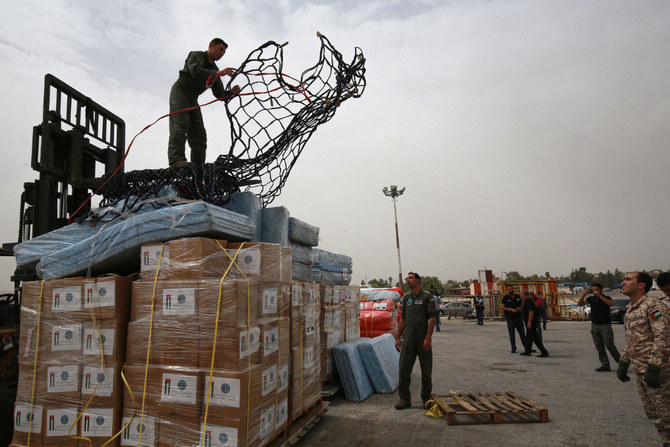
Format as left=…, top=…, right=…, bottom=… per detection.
left=382, top=185, right=405, bottom=289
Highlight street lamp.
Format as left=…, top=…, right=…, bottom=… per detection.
left=382, top=185, right=406, bottom=289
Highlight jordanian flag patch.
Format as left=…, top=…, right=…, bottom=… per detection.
left=650, top=310, right=663, bottom=320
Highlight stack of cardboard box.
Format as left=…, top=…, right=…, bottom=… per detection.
left=125, top=238, right=292, bottom=447
left=289, top=282, right=321, bottom=422
left=13, top=276, right=131, bottom=446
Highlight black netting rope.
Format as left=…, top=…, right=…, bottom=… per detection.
left=97, top=33, right=365, bottom=215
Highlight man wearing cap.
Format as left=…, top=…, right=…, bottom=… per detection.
left=394, top=272, right=436, bottom=410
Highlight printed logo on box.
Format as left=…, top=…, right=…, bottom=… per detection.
left=233, top=248, right=261, bottom=275
left=325, top=288, right=333, bottom=304
left=51, top=324, right=82, bottom=352
left=142, top=245, right=169, bottom=267
left=264, top=327, right=279, bottom=356
left=52, top=287, right=82, bottom=312
left=81, top=408, right=114, bottom=437
left=84, top=280, right=117, bottom=308
left=200, top=423, right=238, bottom=447
left=83, top=328, right=115, bottom=356
left=48, top=364, right=79, bottom=393
left=238, top=327, right=260, bottom=359
left=262, top=365, right=277, bottom=397
left=162, top=288, right=195, bottom=316
left=161, top=373, right=197, bottom=404
left=277, top=364, right=289, bottom=393
left=259, top=404, right=276, bottom=439
left=305, top=313, right=316, bottom=336
left=359, top=302, right=364, bottom=310
left=307, top=289, right=316, bottom=306
left=121, top=415, right=156, bottom=446
left=276, top=399, right=288, bottom=428
left=262, top=287, right=278, bottom=314
left=303, top=347, right=314, bottom=370
left=291, top=284, right=301, bottom=307
left=333, top=311, right=342, bottom=328
left=46, top=407, right=78, bottom=437
left=82, top=366, right=115, bottom=396
left=204, top=376, right=241, bottom=407
left=323, top=312, right=333, bottom=331
left=14, top=404, right=43, bottom=433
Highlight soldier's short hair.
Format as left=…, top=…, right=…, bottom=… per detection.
left=521, top=290, right=530, bottom=296
left=635, top=272, right=653, bottom=293
left=656, top=272, right=670, bottom=288
left=592, top=283, right=603, bottom=290
left=210, top=38, right=228, bottom=48
left=408, top=272, right=421, bottom=282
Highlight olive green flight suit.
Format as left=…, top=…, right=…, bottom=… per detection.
left=398, top=289, right=436, bottom=403
left=168, top=50, right=227, bottom=165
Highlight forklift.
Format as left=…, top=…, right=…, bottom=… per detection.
left=0, top=74, right=125, bottom=446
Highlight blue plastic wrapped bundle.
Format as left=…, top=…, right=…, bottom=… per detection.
left=290, top=242, right=314, bottom=265
left=332, top=338, right=374, bottom=402
left=312, top=248, right=352, bottom=269
left=356, top=333, right=400, bottom=393
left=312, top=266, right=351, bottom=285
left=34, top=201, right=255, bottom=279
left=292, top=261, right=313, bottom=282
left=288, top=217, right=319, bottom=246
left=260, top=206, right=290, bottom=245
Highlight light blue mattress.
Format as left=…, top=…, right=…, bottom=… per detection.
left=32, top=201, right=255, bottom=279
left=356, top=333, right=399, bottom=393
left=332, top=338, right=373, bottom=402
left=288, top=217, right=319, bottom=246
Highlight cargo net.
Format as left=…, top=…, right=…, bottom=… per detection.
left=98, top=33, right=366, bottom=213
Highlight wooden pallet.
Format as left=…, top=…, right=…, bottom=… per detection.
left=269, top=399, right=329, bottom=446
left=432, top=392, right=548, bottom=425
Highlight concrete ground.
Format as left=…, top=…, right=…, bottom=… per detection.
left=297, top=317, right=661, bottom=447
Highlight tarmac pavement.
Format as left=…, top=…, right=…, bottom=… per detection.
left=297, top=317, right=661, bottom=447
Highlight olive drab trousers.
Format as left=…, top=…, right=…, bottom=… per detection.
left=398, top=330, right=432, bottom=403
left=167, top=84, right=208, bottom=165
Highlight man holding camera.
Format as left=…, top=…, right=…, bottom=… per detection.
left=578, top=283, right=621, bottom=372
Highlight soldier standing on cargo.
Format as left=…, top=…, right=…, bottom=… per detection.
left=394, top=272, right=436, bottom=410
left=167, top=38, right=241, bottom=167
left=500, top=285, right=527, bottom=353
left=617, top=271, right=670, bottom=446
left=578, top=283, right=621, bottom=372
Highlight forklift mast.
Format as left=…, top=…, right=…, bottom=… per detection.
left=1, top=74, right=126, bottom=282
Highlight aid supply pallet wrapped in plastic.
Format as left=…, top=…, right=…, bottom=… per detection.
left=356, top=333, right=399, bottom=393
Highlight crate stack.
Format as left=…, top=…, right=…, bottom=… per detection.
left=124, top=237, right=292, bottom=447
left=316, top=285, right=360, bottom=386
left=289, top=282, right=321, bottom=422
left=13, top=276, right=131, bottom=446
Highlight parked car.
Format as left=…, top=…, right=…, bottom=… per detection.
left=439, top=302, right=475, bottom=319
left=610, top=298, right=631, bottom=324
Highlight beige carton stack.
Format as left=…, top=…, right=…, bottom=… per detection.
left=289, top=282, right=321, bottom=422
left=13, top=276, right=131, bottom=447
left=318, top=285, right=346, bottom=385
left=126, top=237, right=291, bottom=447
left=342, top=286, right=361, bottom=342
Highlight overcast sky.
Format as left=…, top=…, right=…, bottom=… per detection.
left=1, top=0, right=669, bottom=292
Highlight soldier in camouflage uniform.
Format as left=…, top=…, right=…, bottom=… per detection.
left=657, top=272, right=670, bottom=301
left=617, top=271, right=670, bottom=447
left=394, top=272, right=437, bottom=410
left=167, top=38, right=240, bottom=167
